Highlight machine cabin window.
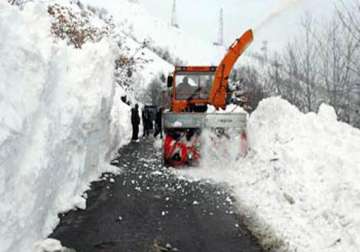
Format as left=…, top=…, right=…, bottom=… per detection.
left=175, top=72, right=214, bottom=100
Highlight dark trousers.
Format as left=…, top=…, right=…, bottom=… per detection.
left=132, top=124, right=139, bottom=140
left=154, top=124, right=162, bottom=138
left=143, top=121, right=150, bottom=137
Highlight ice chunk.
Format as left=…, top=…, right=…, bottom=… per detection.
left=318, top=103, right=337, bottom=122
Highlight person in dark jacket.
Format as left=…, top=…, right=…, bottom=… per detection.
left=142, top=108, right=150, bottom=137
left=131, top=104, right=140, bottom=141
left=153, top=107, right=163, bottom=139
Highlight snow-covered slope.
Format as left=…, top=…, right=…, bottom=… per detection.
left=118, top=35, right=174, bottom=92
left=82, top=0, right=228, bottom=65
left=0, top=2, right=132, bottom=251
left=175, top=97, right=360, bottom=252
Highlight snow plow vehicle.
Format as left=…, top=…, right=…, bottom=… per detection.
left=162, top=29, right=254, bottom=167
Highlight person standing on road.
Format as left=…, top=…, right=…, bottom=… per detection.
left=154, top=107, right=163, bottom=139
left=131, top=104, right=140, bottom=141
left=141, top=108, right=146, bottom=137
left=142, top=108, right=150, bottom=137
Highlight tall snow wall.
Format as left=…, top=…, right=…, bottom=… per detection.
left=0, top=1, right=131, bottom=251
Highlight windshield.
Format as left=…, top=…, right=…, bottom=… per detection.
left=175, top=72, right=214, bottom=100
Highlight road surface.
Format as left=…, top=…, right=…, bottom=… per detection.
left=50, top=138, right=263, bottom=252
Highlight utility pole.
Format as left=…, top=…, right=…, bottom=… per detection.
left=260, top=40, right=268, bottom=66
left=213, top=8, right=224, bottom=46
left=171, top=0, right=179, bottom=28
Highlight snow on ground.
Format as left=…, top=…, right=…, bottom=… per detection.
left=33, top=238, right=72, bottom=252
left=0, top=1, right=132, bottom=251
left=174, top=97, right=360, bottom=252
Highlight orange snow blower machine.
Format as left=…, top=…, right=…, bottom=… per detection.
left=162, top=29, right=253, bottom=167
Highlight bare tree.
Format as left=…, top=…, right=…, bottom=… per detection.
left=139, top=74, right=166, bottom=106
left=298, top=15, right=318, bottom=111
left=280, top=43, right=304, bottom=109
left=313, top=15, right=359, bottom=123
left=269, top=15, right=319, bottom=112
left=261, top=7, right=360, bottom=127
left=337, top=0, right=360, bottom=45
left=232, top=66, right=266, bottom=111
left=335, top=0, right=360, bottom=125
left=267, top=53, right=284, bottom=96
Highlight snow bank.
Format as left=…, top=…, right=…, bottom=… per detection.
left=175, top=97, right=360, bottom=252
left=0, top=2, right=131, bottom=251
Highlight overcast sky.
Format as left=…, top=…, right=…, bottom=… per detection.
left=140, top=0, right=344, bottom=52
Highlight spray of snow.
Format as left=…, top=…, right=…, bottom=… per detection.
left=174, top=97, right=360, bottom=252
left=200, top=129, right=242, bottom=168
left=201, top=105, right=248, bottom=167
left=255, top=0, right=303, bottom=34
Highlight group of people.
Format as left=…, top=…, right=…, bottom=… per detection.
left=131, top=104, right=163, bottom=141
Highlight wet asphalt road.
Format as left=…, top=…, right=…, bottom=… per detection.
left=50, top=138, right=263, bottom=252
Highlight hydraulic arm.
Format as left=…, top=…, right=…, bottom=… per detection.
left=209, top=29, right=254, bottom=109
